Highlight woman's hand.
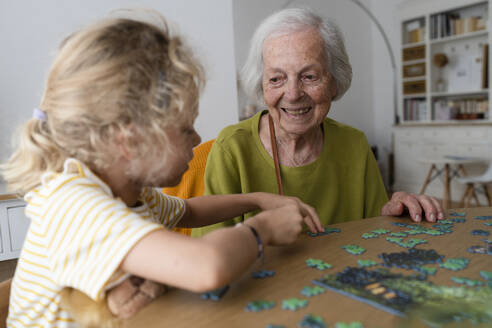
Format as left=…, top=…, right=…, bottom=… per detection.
left=380, top=191, right=445, bottom=222
left=254, top=192, right=323, bottom=233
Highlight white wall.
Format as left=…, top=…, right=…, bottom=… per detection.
left=0, top=0, right=238, bottom=193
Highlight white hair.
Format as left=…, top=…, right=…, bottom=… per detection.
left=241, top=7, right=352, bottom=105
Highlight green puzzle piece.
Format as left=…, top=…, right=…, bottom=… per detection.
left=341, top=244, right=366, bottom=255
left=245, top=300, right=275, bottom=312
left=362, top=232, right=378, bottom=239
left=389, top=232, right=407, bottom=237
left=357, top=259, right=378, bottom=267
left=298, top=314, right=325, bottom=328
left=480, top=271, right=492, bottom=281
left=371, top=228, right=390, bottom=235
left=301, top=285, right=325, bottom=297
left=306, top=258, right=332, bottom=270
left=335, top=322, right=364, bottom=328
left=281, top=298, right=308, bottom=311
left=440, top=258, right=469, bottom=271
left=451, top=277, right=483, bottom=287
left=418, top=266, right=437, bottom=275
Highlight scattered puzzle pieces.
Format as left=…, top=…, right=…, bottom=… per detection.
left=281, top=298, right=308, bottom=311
left=341, top=244, right=366, bottom=255
left=451, top=277, right=483, bottom=287
left=266, top=325, right=285, bottom=328
left=298, top=314, right=325, bottom=328
left=357, top=259, right=378, bottom=268
left=471, top=229, right=490, bottom=236
left=301, top=285, right=325, bottom=297
left=392, top=222, right=409, bottom=228
left=334, top=322, right=364, bottom=328
left=306, top=258, right=332, bottom=270
left=448, top=218, right=466, bottom=223
left=307, top=227, right=341, bottom=237
left=252, top=270, right=275, bottom=279
left=361, top=232, right=378, bottom=239
left=379, top=248, right=444, bottom=271
left=439, top=258, right=469, bottom=271
left=480, top=271, right=492, bottom=281
left=245, top=300, right=275, bottom=312
left=200, top=285, right=230, bottom=301
left=474, top=215, right=492, bottom=220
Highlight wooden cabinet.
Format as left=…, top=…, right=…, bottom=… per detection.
left=0, top=196, right=29, bottom=261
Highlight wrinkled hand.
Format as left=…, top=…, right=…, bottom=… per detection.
left=254, top=204, right=306, bottom=245
left=256, top=192, right=323, bottom=233
left=107, top=276, right=167, bottom=319
left=380, top=191, right=444, bottom=222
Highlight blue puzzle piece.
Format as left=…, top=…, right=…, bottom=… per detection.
left=245, top=300, right=275, bottom=312
left=252, top=270, right=276, bottom=279
left=449, top=212, right=466, bottom=217
left=472, top=229, right=490, bottom=236
left=474, top=215, right=492, bottom=220
left=201, top=285, right=230, bottom=301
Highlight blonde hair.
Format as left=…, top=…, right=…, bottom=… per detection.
left=2, top=12, right=204, bottom=195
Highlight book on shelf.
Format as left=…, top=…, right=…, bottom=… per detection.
left=482, top=44, right=489, bottom=89
left=404, top=99, right=427, bottom=121
left=431, top=13, right=485, bottom=39
left=432, top=98, right=488, bottom=120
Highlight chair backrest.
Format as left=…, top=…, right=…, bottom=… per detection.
left=162, top=139, right=215, bottom=236
left=0, top=278, right=11, bottom=328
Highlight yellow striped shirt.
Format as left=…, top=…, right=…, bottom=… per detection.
left=7, top=158, right=185, bottom=327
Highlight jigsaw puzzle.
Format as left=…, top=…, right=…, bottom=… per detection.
left=341, top=244, right=366, bottom=255
left=301, top=285, right=325, bottom=297
left=200, top=285, right=230, bottom=301
left=298, top=314, right=325, bottom=328
left=306, top=258, right=332, bottom=270
left=281, top=298, right=308, bottom=311
left=244, top=300, right=275, bottom=312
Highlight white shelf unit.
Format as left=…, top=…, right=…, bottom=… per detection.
left=393, top=0, right=492, bottom=203
left=399, top=0, right=490, bottom=124
left=0, top=196, right=29, bottom=261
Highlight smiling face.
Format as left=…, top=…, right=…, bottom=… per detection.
left=261, top=28, right=336, bottom=137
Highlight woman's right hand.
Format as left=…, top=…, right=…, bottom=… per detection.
left=248, top=203, right=307, bottom=246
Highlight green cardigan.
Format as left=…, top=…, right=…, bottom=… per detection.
left=192, top=111, right=388, bottom=236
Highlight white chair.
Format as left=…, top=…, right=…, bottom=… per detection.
left=456, top=162, right=492, bottom=207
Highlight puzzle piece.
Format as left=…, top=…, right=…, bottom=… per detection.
left=467, top=245, right=492, bottom=255
left=361, top=232, right=378, bottom=239
left=357, top=259, right=378, bottom=268
left=480, top=271, right=492, bottom=281
left=301, top=285, right=325, bottom=297
left=306, top=258, right=332, bottom=270
left=392, top=222, right=409, bottom=228
left=389, top=232, right=407, bottom=237
left=471, top=229, right=490, bottom=236
left=386, top=237, right=427, bottom=248
left=266, top=325, right=285, bottom=328
left=451, top=277, right=483, bottom=287
left=341, top=244, right=366, bottom=255
left=432, top=224, right=453, bottom=233
left=334, top=322, right=364, bottom=328
left=474, top=215, right=492, bottom=220
left=449, top=211, right=466, bottom=217
left=245, top=300, right=275, bottom=312
left=436, top=219, right=455, bottom=225
left=281, top=298, right=308, bottom=311
left=439, top=258, right=469, bottom=271
left=371, top=228, right=390, bottom=235
left=417, top=266, right=437, bottom=276
left=484, top=222, right=492, bottom=227
left=200, top=285, right=230, bottom=301
left=483, top=239, right=492, bottom=244
left=298, top=314, right=325, bottom=328
left=252, top=270, right=275, bottom=279
left=306, top=227, right=341, bottom=237
left=448, top=218, right=466, bottom=223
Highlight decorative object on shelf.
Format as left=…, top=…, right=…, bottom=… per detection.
left=433, top=53, right=448, bottom=92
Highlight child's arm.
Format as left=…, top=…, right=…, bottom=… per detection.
left=120, top=203, right=305, bottom=293
left=178, top=192, right=323, bottom=233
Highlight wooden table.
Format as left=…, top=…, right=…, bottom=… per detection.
left=419, top=156, right=485, bottom=209
left=130, top=208, right=492, bottom=327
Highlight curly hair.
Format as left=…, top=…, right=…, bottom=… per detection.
left=2, top=12, right=204, bottom=195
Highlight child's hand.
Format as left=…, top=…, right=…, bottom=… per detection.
left=254, top=192, right=323, bottom=234
left=249, top=204, right=309, bottom=246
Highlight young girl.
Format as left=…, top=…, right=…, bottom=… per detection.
left=2, top=12, right=323, bottom=327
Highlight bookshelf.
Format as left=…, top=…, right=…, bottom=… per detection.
left=393, top=0, right=492, bottom=204
left=400, top=0, right=490, bottom=124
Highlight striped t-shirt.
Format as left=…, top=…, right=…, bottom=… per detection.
left=7, top=158, right=186, bottom=327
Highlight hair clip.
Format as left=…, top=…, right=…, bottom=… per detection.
left=33, top=108, right=47, bottom=121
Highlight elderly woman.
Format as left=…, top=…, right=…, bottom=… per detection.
left=193, top=8, right=443, bottom=235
